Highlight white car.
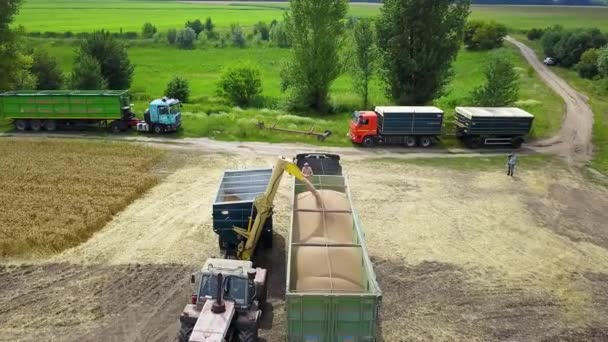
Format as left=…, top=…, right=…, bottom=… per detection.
left=543, top=57, right=556, bottom=66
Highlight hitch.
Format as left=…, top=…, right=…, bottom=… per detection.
left=256, top=121, right=332, bottom=141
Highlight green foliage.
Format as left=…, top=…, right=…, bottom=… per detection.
left=377, top=0, right=470, bottom=105
left=470, top=53, right=519, bottom=106
left=283, top=0, right=348, bottom=112
left=31, top=49, right=63, bottom=90
left=205, top=17, right=215, bottom=32
left=165, top=76, right=190, bottom=103
left=230, top=24, right=246, bottom=48
left=527, top=28, right=544, bottom=41
left=0, top=0, right=33, bottom=91
left=217, top=63, right=262, bottom=107
left=142, top=22, right=157, bottom=39
left=464, top=20, right=507, bottom=50
left=176, top=28, right=196, bottom=49
left=79, top=31, right=133, bottom=89
left=351, top=18, right=376, bottom=109
left=542, top=26, right=607, bottom=67
left=167, top=28, right=177, bottom=45
left=70, top=53, right=106, bottom=90
left=576, top=48, right=600, bottom=79
left=597, top=46, right=608, bottom=77
left=185, top=19, right=204, bottom=37
left=254, top=21, right=270, bottom=41
left=269, top=21, right=290, bottom=48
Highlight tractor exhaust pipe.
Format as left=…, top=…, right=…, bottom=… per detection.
left=211, top=273, right=226, bottom=314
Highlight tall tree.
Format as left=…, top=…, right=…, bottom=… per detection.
left=79, top=31, right=134, bottom=89
left=470, top=53, right=519, bottom=107
left=70, top=53, right=107, bottom=90
left=282, top=0, right=348, bottom=112
left=351, top=19, right=376, bottom=109
left=0, top=0, right=36, bottom=91
left=31, top=50, right=63, bottom=90
left=376, top=0, right=470, bottom=105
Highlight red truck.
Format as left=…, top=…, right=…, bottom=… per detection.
left=349, top=106, right=444, bottom=147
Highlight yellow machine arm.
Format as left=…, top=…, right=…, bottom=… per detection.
left=235, top=157, right=306, bottom=260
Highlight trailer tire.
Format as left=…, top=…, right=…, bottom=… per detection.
left=14, top=120, right=28, bottom=131
left=152, top=124, right=164, bottom=134
left=419, top=136, right=432, bottom=148
left=110, top=122, right=121, bottom=134
left=178, top=322, right=194, bottom=342
left=30, top=120, right=42, bottom=131
left=405, top=136, right=417, bottom=147
left=362, top=136, right=374, bottom=147
left=467, top=137, right=482, bottom=149
left=511, top=137, right=524, bottom=148
left=236, top=324, right=258, bottom=342
left=44, top=120, right=57, bottom=131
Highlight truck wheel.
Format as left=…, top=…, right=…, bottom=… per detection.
left=236, top=324, right=258, bottom=342
left=14, top=120, right=28, bottom=131
left=419, top=136, right=432, bottom=148
left=362, top=136, right=374, bottom=147
left=468, top=137, right=482, bottom=149
left=405, top=136, right=417, bottom=147
left=511, top=137, right=524, bottom=148
left=30, top=120, right=42, bottom=131
left=178, top=322, right=194, bottom=342
left=110, top=122, right=121, bottom=134
left=152, top=124, right=164, bottom=134
left=44, top=120, right=57, bottom=131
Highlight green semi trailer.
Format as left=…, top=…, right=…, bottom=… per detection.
left=287, top=171, right=382, bottom=341
left=0, top=90, right=181, bottom=133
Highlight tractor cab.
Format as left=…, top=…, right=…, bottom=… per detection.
left=143, top=97, right=182, bottom=133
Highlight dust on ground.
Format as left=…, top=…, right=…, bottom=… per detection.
left=1, top=153, right=608, bottom=341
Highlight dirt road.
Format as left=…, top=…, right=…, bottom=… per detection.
left=1, top=155, right=608, bottom=341
left=506, top=36, right=594, bottom=164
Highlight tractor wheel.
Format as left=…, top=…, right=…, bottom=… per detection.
left=44, top=120, right=57, bottom=131
left=14, top=120, right=28, bottom=131
left=236, top=324, right=258, bottom=342
left=30, top=120, right=42, bottom=131
left=405, top=136, right=417, bottom=147
left=419, top=136, right=432, bottom=148
left=178, top=322, right=193, bottom=342
left=152, top=124, right=164, bottom=134
left=362, top=136, right=374, bottom=147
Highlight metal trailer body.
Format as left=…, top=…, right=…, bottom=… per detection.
left=286, top=174, right=382, bottom=341
left=454, top=107, right=535, bottom=148
left=212, top=168, right=274, bottom=253
left=294, top=153, right=342, bottom=176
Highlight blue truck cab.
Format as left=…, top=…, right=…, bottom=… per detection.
left=144, top=97, right=182, bottom=133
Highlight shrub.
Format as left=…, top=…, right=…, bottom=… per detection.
left=122, top=31, right=138, bottom=40
left=185, top=19, right=204, bottom=37
left=217, top=63, right=262, bottom=107
left=598, top=46, right=608, bottom=78
left=176, top=28, right=196, bottom=49
left=142, top=22, right=157, bottom=39
left=270, top=21, right=290, bottom=48
left=464, top=20, right=507, bottom=50
left=527, top=28, right=544, bottom=41
left=165, top=76, right=190, bottom=102
left=253, top=21, right=270, bottom=41
left=70, top=53, right=107, bottom=90
left=31, top=49, right=63, bottom=90
left=230, top=24, right=246, bottom=48
left=576, top=48, right=600, bottom=79
left=167, top=29, right=177, bottom=44
left=63, top=31, right=74, bottom=38
left=470, top=53, right=519, bottom=107
left=542, top=26, right=607, bottom=67
left=79, top=30, right=133, bottom=89
left=205, top=17, right=215, bottom=32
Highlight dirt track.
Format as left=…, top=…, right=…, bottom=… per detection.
left=1, top=154, right=608, bottom=341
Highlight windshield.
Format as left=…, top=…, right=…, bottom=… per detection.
left=169, top=104, right=180, bottom=114
left=199, top=275, right=248, bottom=306
left=352, top=111, right=360, bottom=123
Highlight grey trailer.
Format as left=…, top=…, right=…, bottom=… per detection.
left=454, top=107, right=535, bottom=148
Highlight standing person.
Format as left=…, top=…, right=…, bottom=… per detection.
left=506, top=153, right=517, bottom=177
left=302, top=162, right=314, bottom=179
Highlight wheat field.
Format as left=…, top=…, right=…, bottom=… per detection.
left=0, top=139, right=163, bottom=257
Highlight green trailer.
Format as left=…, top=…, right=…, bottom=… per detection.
left=0, top=90, right=181, bottom=133
left=286, top=175, right=382, bottom=342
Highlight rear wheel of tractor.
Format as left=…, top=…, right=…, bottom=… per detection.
left=237, top=324, right=258, bottom=342
left=14, top=120, right=28, bottom=131
left=44, top=120, right=57, bottom=131
left=405, top=136, right=417, bottom=147
left=362, top=136, right=374, bottom=147
left=153, top=124, right=164, bottom=134
left=30, top=120, right=42, bottom=131
left=178, top=323, right=193, bottom=342
left=419, top=136, right=432, bottom=148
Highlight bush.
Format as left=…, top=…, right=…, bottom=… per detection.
left=71, top=53, right=107, bottom=90
left=217, top=63, right=262, bottom=107
left=598, top=46, right=608, bottom=78
left=230, top=24, right=246, bottom=48
left=527, top=28, right=544, bottom=41
left=176, top=28, right=196, bottom=49
left=31, top=49, right=63, bottom=90
left=167, top=29, right=177, bottom=44
left=122, top=31, right=138, bottom=40
left=253, top=22, right=270, bottom=41
left=63, top=31, right=74, bottom=38
left=470, top=53, right=519, bottom=106
left=542, top=26, right=607, bottom=67
left=270, top=21, right=290, bottom=48
left=576, top=48, right=600, bottom=79
left=165, top=76, right=190, bottom=102
left=205, top=17, right=215, bottom=32
left=185, top=19, right=204, bottom=37
left=79, top=30, right=133, bottom=89
left=464, top=20, right=507, bottom=50
left=142, top=22, right=157, bottom=39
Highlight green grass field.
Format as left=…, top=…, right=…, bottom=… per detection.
left=15, top=0, right=608, bottom=33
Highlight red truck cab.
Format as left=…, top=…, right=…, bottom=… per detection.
left=349, top=111, right=378, bottom=145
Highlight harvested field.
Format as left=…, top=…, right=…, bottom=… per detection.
left=1, top=152, right=608, bottom=341
left=0, top=139, right=162, bottom=257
